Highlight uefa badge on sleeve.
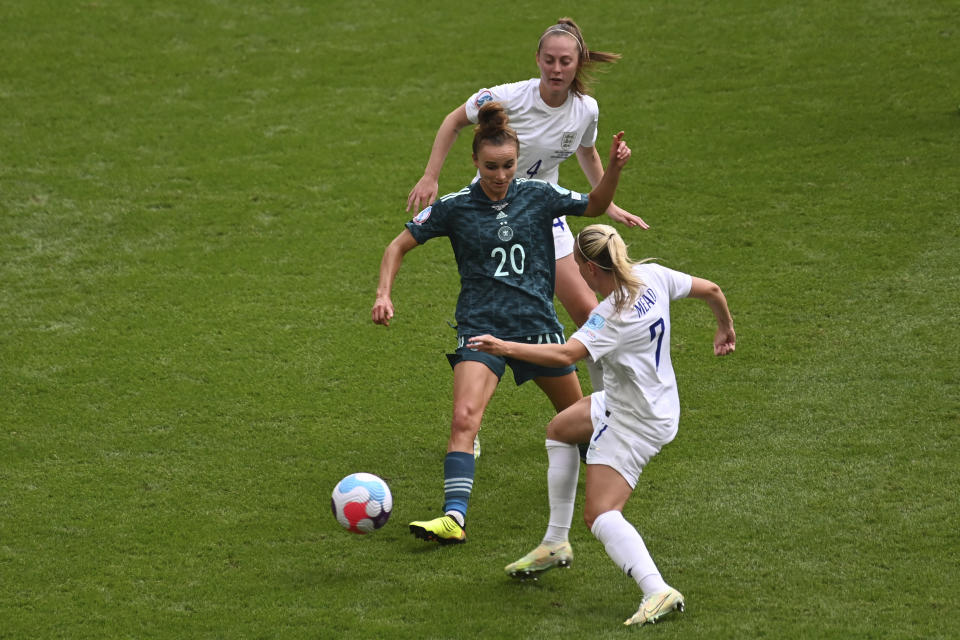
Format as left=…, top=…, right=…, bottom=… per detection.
left=412, top=206, right=432, bottom=225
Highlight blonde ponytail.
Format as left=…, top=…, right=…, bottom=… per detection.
left=575, top=224, right=645, bottom=313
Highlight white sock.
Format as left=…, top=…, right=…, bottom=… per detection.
left=541, top=439, right=580, bottom=544
left=444, top=510, right=464, bottom=528
left=591, top=510, right=668, bottom=596
left=585, top=356, right=604, bottom=392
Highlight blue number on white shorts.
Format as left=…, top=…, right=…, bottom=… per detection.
left=552, top=218, right=566, bottom=231
left=593, top=424, right=608, bottom=442
left=649, top=317, right=665, bottom=369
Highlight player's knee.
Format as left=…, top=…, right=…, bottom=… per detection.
left=546, top=409, right=592, bottom=444
left=583, top=508, right=598, bottom=531
left=583, top=503, right=616, bottom=531
left=545, top=415, right=562, bottom=440
left=450, top=406, right=482, bottom=437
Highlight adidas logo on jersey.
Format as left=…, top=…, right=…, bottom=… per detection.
left=496, top=211, right=508, bottom=219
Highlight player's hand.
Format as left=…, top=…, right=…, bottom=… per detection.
left=713, top=328, right=736, bottom=356
left=371, top=296, right=395, bottom=326
left=608, top=131, right=631, bottom=170
left=406, top=176, right=439, bottom=213
left=606, top=203, right=649, bottom=229
left=466, top=334, right=506, bottom=355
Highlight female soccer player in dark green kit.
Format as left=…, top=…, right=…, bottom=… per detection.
left=372, top=102, right=631, bottom=545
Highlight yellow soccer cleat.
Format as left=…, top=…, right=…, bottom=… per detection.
left=504, top=541, right=573, bottom=579
left=409, top=515, right=466, bottom=545
left=623, top=587, right=685, bottom=626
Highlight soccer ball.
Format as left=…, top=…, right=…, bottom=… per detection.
left=331, top=473, right=393, bottom=534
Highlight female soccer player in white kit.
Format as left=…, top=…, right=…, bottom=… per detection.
left=407, top=18, right=648, bottom=393
left=468, top=224, right=736, bottom=627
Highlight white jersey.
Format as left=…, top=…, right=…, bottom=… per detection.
left=571, top=263, right=693, bottom=443
left=464, top=78, right=599, bottom=184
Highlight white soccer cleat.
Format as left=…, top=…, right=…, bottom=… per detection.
left=504, top=541, right=573, bottom=579
left=623, top=587, right=685, bottom=626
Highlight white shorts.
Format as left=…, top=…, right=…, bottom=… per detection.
left=585, top=391, right=674, bottom=489
left=552, top=216, right=575, bottom=259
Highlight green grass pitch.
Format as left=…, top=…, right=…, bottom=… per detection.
left=1, top=1, right=957, bottom=638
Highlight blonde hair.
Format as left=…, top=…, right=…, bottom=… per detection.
left=537, top=17, right=621, bottom=97
left=472, top=101, right=519, bottom=155
left=575, top=224, right=646, bottom=313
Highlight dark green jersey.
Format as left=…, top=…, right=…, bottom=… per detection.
left=406, top=178, right=590, bottom=337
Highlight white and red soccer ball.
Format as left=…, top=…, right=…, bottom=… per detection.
left=331, top=473, right=392, bottom=534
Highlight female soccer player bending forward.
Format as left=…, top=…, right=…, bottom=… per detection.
left=468, top=224, right=736, bottom=627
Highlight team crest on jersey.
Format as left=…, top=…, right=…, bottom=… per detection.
left=475, top=90, right=493, bottom=109
left=498, top=225, right=514, bottom=241
left=412, top=206, right=432, bottom=225
left=560, top=131, right=576, bottom=150
left=585, top=313, right=606, bottom=330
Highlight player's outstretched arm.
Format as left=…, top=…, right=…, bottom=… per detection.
left=584, top=132, right=631, bottom=218
left=406, top=105, right=472, bottom=213
left=575, top=145, right=648, bottom=229
left=467, top=335, right=590, bottom=367
left=687, top=277, right=736, bottom=356
left=372, top=229, right=419, bottom=327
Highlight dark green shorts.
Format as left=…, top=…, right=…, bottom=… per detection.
left=446, top=333, right=577, bottom=386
